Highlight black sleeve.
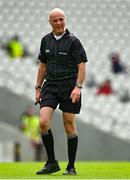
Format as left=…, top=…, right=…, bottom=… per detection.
left=71, top=37, right=88, bottom=64
left=38, top=37, right=47, bottom=63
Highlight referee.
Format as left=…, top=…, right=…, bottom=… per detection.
left=35, top=8, right=88, bottom=175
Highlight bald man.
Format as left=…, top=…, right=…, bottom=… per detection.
left=35, top=8, right=88, bottom=175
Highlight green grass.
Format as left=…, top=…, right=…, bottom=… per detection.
left=0, top=161, right=130, bottom=179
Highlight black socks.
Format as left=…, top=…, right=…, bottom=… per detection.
left=41, top=129, right=56, bottom=163
left=41, top=129, right=78, bottom=168
left=67, top=135, right=78, bottom=169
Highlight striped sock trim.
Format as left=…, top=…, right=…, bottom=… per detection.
left=41, top=130, right=49, bottom=136
left=67, top=133, right=77, bottom=139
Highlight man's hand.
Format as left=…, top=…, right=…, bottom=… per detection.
left=35, top=89, right=41, bottom=105
left=70, top=86, right=81, bottom=103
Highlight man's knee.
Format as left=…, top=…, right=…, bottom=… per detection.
left=64, top=119, right=76, bottom=135
left=63, top=112, right=76, bottom=135
left=39, top=117, right=49, bottom=131
left=40, top=107, right=53, bottom=131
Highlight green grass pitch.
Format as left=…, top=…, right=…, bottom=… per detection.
left=0, top=161, right=130, bottom=179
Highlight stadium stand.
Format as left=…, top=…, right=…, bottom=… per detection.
left=0, top=0, right=130, bottom=156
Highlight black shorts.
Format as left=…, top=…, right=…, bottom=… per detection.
left=40, top=78, right=81, bottom=114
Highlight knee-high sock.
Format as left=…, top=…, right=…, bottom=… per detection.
left=67, top=135, right=78, bottom=168
left=41, top=129, right=56, bottom=163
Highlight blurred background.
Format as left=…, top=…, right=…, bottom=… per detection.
left=0, top=0, right=130, bottom=162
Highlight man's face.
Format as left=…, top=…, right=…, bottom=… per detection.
left=49, top=12, right=65, bottom=36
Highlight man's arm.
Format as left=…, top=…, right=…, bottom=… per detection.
left=35, top=62, right=47, bottom=103
left=76, top=62, right=86, bottom=88
left=70, top=62, right=86, bottom=103
left=36, top=62, right=47, bottom=87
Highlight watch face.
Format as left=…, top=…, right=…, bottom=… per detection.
left=76, top=83, right=82, bottom=88
left=35, top=85, right=41, bottom=89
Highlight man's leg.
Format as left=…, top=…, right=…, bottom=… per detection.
left=40, top=107, right=55, bottom=162
left=36, top=107, right=60, bottom=174
left=62, top=112, right=78, bottom=175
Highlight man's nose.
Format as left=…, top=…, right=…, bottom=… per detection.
left=57, top=20, right=61, bottom=25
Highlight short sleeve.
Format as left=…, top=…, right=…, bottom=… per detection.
left=38, top=37, right=47, bottom=63
left=71, top=38, right=88, bottom=64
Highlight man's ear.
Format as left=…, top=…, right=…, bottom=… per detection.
left=49, top=19, right=51, bottom=25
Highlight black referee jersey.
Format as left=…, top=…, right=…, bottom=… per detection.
left=38, top=29, right=88, bottom=81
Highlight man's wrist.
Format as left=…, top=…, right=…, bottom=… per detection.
left=75, top=83, right=82, bottom=89
left=35, top=85, right=41, bottom=90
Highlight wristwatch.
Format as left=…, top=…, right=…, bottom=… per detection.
left=76, top=83, right=82, bottom=89
left=35, top=85, right=41, bottom=90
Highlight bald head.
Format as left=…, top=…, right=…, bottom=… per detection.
left=49, top=8, right=65, bottom=20
left=48, top=8, right=66, bottom=36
